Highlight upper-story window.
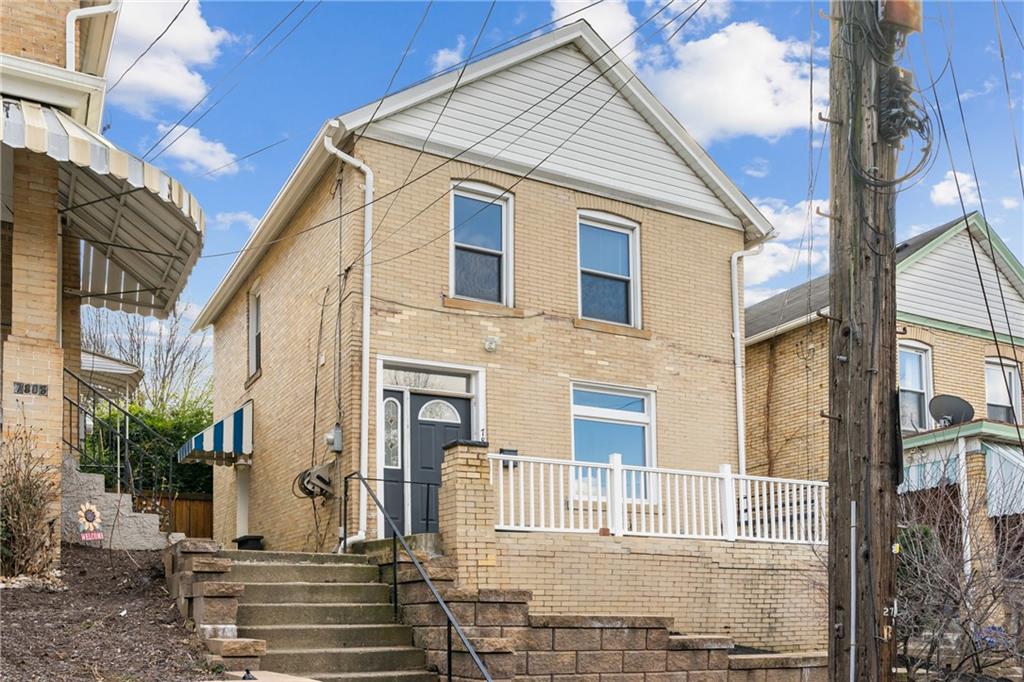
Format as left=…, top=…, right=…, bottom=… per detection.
left=898, top=341, right=932, bottom=432
left=451, top=182, right=512, bottom=305
left=986, top=357, right=1021, bottom=423
left=248, top=286, right=261, bottom=377
left=578, top=211, right=640, bottom=328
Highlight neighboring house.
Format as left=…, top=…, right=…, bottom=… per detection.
left=744, top=212, right=1024, bottom=573
left=1, top=1, right=204, bottom=556
left=185, top=21, right=828, bottom=650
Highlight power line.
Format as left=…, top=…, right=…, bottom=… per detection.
left=199, top=0, right=682, bottom=261
left=199, top=137, right=290, bottom=178
left=107, top=0, right=191, bottom=94
left=142, top=0, right=306, bottom=160
left=991, top=0, right=1024, bottom=201
left=1000, top=0, right=1024, bottom=51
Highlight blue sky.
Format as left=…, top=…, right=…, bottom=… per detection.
left=102, top=0, right=1024, bottom=315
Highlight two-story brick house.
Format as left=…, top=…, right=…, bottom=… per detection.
left=185, top=22, right=832, bottom=650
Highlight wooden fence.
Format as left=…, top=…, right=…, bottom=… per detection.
left=140, top=492, right=213, bottom=538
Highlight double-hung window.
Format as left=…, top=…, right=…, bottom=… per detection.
left=578, top=211, right=640, bottom=327
left=451, top=183, right=512, bottom=305
left=898, top=342, right=932, bottom=431
left=248, top=287, right=261, bottom=377
left=571, top=384, right=653, bottom=468
left=986, top=357, right=1021, bottom=423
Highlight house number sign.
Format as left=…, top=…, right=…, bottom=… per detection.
left=13, top=382, right=48, bottom=396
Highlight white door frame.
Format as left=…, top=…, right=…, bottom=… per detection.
left=374, top=355, right=487, bottom=539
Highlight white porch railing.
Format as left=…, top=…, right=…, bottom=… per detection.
left=487, top=453, right=828, bottom=545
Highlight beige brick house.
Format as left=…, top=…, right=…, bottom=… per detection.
left=744, top=212, right=1024, bottom=576
left=187, top=21, right=833, bottom=650
left=1, top=0, right=204, bottom=558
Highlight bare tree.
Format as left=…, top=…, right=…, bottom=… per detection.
left=80, top=305, right=211, bottom=413
left=895, top=446, right=1024, bottom=678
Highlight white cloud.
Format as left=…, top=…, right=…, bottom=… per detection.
left=552, top=0, right=640, bottom=67
left=431, top=35, right=466, bottom=73
left=744, top=241, right=827, bottom=286
left=212, top=211, right=259, bottom=232
left=638, top=22, right=828, bottom=144
left=107, top=1, right=232, bottom=118
left=743, top=157, right=770, bottom=178
left=755, top=197, right=829, bottom=242
left=930, top=170, right=979, bottom=207
left=155, top=124, right=238, bottom=176
left=1001, top=197, right=1020, bottom=210
left=958, top=77, right=997, bottom=102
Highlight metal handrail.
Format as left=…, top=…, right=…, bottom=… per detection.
left=342, top=472, right=493, bottom=682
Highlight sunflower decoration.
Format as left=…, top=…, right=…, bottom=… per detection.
left=77, top=503, right=102, bottom=533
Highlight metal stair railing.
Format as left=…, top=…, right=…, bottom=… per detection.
left=342, top=472, right=493, bottom=682
left=62, top=368, right=176, bottom=529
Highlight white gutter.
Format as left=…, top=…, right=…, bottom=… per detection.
left=324, top=120, right=373, bottom=540
left=731, top=244, right=763, bottom=475
left=66, top=0, right=121, bottom=72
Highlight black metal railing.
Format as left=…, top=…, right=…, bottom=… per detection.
left=62, top=369, right=176, bottom=529
left=342, top=472, right=492, bottom=682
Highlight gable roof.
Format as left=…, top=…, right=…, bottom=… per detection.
left=193, top=20, right=772, bottom=330
left=744, top=212, right=1024, bottom=343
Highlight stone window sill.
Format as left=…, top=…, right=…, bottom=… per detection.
left=442, top=295, right=524, bottom=317
left=573, top=317, right=652, bottom=340
left=244, top=367, right=262, bottom=390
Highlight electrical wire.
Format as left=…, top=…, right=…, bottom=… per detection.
left=991, top=0, right=1024, bottom=201
left=198, top=137, right=290, bottom=178
left=107, top=0, right=192, bottom=94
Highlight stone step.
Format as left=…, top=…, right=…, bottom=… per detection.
left=237, top=582, right=391, bottom=604
left=260, top=646, right=425, bottom=675
left=309, top=672, right=437, bottom=682
left=238, top=624, right=413, bottom=649
left=227, top=562, right=379, bottom=584
left=219, top=550, right=369, bottom=565
left=237, top=603, right=396, bottom=626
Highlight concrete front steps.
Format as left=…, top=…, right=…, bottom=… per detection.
left=221, top=549, right=434, bottom=682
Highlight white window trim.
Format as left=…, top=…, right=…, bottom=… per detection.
left=985, top=356, right=1022, bottom=423
left=449, top=181, right=514, bottom=307
left=569, top=381, right=656, bottom=469
left=247, top=283, right=261, bottom=378
left=898, top=340, right=933, bottom=431
left=576, top=210, right=641, bottom=329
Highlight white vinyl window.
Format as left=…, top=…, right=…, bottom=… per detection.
left=986, top=357, right=1021, bottom=424
left=898, top=341, right=932, bottom=432
left=571, top=384, right=654, bottom=468
left=577, top=211, right=640, bottom=327
left=247, top=286, right=261, bottom=377
left=450, top=182, right=513, bottom=305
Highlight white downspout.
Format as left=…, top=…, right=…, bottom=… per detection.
left=731, top=244, right=763, bottom=475
left=324, top=120, right=373, bottom=542
left=66, top=0, right=121, bottom=72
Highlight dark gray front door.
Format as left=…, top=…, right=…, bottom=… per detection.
left=410, top=393, right=470, bottom=534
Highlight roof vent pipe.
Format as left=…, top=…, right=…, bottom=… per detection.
left=66, top=0, right=121, bottom=72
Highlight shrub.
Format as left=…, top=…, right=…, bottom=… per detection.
left=0, top=424, right=59, bottom=576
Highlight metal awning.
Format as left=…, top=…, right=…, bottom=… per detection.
left=1, top=97, right=203, bottom=318
left=81, top=349, right=143, bottom=400
left=177, top=400, right=253, bottom=465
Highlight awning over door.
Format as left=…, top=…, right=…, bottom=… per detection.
left=178, top=401, right=253, bottom=465
left=1, top=98, right=203, bottom=318
left=984, top=441, right=1024, bottom=517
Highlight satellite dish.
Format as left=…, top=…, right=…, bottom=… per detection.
left=929, top=394, right=975, bottom=428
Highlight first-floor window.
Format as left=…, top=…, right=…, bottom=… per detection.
left=571, top=384, right=652, bottom=467
left=986, top=357, right=1021, bottom=423
left=899, top=342, right=931, bottom=431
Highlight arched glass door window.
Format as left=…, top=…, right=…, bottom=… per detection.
left=418, top=399, right=461, bottom=423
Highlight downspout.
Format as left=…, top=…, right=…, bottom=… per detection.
left=66, top=0, right=121, bottom=72
left=731, top=243, right=763, bottom=475
left=323, top=120, right=373, bottom=542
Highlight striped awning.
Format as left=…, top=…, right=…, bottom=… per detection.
left=1, top=98, right=203, bottom=319
left=178, top=401, right=253, bottom=465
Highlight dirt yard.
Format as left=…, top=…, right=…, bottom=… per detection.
left=1, top=543, right=218, bottom=681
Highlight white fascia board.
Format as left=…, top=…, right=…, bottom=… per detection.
left=745, top=308, right=826, bottom=346
left=0, top=55, right=106, bottom=130
left=192, top=120, right=337, bottom=331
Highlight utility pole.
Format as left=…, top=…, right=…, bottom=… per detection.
left=827, top=1, right=921, bottom=680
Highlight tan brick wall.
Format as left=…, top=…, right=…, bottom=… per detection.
left=745, top=319, right=1016, bottom=481
left=211, top=137, right=747, bottom=550
left=0, top=0, right=81, bottom=68
left=439, top=444, right=827, bottom=652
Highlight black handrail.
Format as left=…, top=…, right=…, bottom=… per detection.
left=342, top=472, right=492, bottom=682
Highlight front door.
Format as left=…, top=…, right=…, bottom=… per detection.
left=409, top=394, right=470, bottom=534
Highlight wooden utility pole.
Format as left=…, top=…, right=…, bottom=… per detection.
left=827, top=1, right=919, bottom=680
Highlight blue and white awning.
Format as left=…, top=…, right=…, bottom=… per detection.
left=177, top=400, right=253, bottom=465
